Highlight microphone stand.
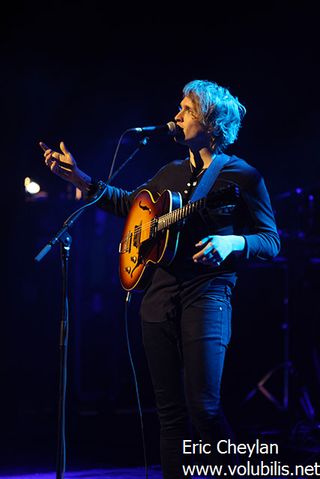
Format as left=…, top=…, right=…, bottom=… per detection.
left=34, top=136, right=149, bottom=479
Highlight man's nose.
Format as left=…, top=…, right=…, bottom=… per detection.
left=174, top=110, right=183, bottom=122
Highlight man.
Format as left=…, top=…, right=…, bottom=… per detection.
left=41, top=79, right=280, bottom=478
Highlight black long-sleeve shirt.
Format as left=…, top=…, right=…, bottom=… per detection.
left=94, top=154, right=280, bottom=321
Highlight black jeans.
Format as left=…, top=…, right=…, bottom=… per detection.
left=142, top=283, right=236, bottom=479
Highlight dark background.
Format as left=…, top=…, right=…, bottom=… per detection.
left=2, top=1, right=320, bottom=472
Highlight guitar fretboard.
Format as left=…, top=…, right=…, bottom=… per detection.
left=157, top=198, right=206, bottom=231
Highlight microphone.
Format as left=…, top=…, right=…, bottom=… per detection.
left=130, top=121, right=177, bottom=136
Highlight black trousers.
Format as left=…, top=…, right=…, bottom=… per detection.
left=142, top=283, right=237, bottom=479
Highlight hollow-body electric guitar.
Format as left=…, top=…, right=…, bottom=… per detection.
left=119, top=185, right=239, bottom=291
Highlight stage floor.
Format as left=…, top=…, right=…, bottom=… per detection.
left=0, top=466, right=162, bottom=479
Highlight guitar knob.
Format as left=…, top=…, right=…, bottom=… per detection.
left=125, top=266, right=131, bottom=274
left=131, top=256, right=137, bottom=263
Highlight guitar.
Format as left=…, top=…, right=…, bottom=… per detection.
left=119, top=185, right=239, bottom=291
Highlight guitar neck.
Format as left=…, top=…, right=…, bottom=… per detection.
left=157, top=197, right=205, bottom=231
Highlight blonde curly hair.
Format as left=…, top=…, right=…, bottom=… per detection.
left=183, top=80, right=246, bottom=152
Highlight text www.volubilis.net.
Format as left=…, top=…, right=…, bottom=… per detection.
left=182, top=462, right=320, bottom=477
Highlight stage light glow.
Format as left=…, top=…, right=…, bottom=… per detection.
left=24, top=177, right=41, bottom=194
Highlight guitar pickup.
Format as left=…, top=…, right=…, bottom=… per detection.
left=133, top=222, right=142, bottom=248
left=119, top=231, right=132, bottom=254
left=150, top=217, right=158, bottom=238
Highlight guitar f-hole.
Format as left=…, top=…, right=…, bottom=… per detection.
left=139, top=201, right=151, bottom=213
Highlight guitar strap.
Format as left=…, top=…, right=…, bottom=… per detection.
left=189, top=153, right=231, bottom=202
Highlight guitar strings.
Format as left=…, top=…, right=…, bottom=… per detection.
left=120, top=185, right=237, bottom=251
left=120, top=202, right=200, bottom=248
left=123, top=200, right=205, bottom=239
left=119, top=193, right=239, bottom=249
left=120, top=184, right=235, bottom=246
left=131, top=186, right=233, bottom=236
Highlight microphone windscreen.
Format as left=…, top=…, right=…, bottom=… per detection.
left=167, top=121, right=177, bottom=135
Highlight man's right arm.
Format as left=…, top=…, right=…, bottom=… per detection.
left=40, top=140, right=133, bottom=216
left=40, top=140, right=168, bottom=218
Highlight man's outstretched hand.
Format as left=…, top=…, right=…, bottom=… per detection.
left=39, top=141, right=92, bottom=193
left=40, top=141, right=76, bottom=181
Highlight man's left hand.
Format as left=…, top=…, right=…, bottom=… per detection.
left=192, top=235, right=236, bottom=267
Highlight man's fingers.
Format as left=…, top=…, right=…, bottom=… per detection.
left=49, top=160, right=68, bottom=176
left=60, top=141, right=69, bottom=155
left=204, top=243, right=215, bottom=255
left=39, top=141, right=50, bottom=152
left=59, top=142, right=74, bottom=170
left=44, top=150, right=59, bottom=162
left=193, top=247, right=211, bottom=261
left=48, top=160, right=58, bottom=173
left=195, top=236, right=211, bottom=247
left=193, top=240, right=219, bottom=264
left=43, top=150, right=74, bottom=175
left=47, top=158, right=72, bottom=175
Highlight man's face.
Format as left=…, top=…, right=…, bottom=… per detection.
left=174, top=96, right=209, bottom=149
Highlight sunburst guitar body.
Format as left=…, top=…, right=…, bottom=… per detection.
left=119, top=189, right=182, bottom=291
left=119, top=186, right=239, bottom=291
